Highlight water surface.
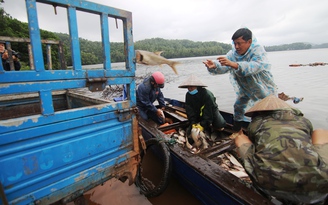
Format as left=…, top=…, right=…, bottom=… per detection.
left=136, top=48, right=328, bottom=129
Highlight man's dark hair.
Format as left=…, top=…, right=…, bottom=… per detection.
left=232, top=28, right=252, bottom=41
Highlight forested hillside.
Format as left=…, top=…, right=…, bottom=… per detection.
left=264, top=42, right=312, bottom=52
left=55, top=32, right=231, bottom=66
left=1, top=6, right=327, bottom=70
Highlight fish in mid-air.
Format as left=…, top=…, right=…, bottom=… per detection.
left=135, top=50, right=179, bottom=75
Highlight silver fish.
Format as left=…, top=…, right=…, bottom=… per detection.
left=178, top=128, right=186, bottom=136
left=198, top=131, right=209, bottom=149
left=171, top=133, right=186, bottom=144
left=190, top=127, right=203, bottom=148
left=185, top=136, right=193, bottom=150
left=200, top=136, right=209, bottom=149
left=135, top=50, right=179, bottom=75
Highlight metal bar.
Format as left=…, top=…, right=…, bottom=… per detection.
left=26, top=0, right=45, bottom=71
left=46, top=44, right=52, bottom=70
left=0, top=70, right=135, bottom=84
left=0, top=79, right=86, bottom=95
left=36, top=0, right=131, bottom=19
left=67, top=6, right=82, bottom=70
left=58, top=41, right=67, bottom=69
left=28, top=43, right=35, bottom=70
left=39, top=90, right=55, bottom=115
left=0, top=36, right=61, bottom=45
left=101, top=13, right=111, bottom=70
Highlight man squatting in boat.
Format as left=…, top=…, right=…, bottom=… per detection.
left=178, top=74, right=226, bottom=139
left=233, top=95, right=328, bottom=204
left=136, top=71, right=166, bottom=125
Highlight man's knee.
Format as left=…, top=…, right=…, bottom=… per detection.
left=138, top=109, right=149, bottom=120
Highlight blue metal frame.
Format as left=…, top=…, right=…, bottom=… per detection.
left=1, top=0, right=136, bottom=101
left=0, top=1, right=139, bottom=204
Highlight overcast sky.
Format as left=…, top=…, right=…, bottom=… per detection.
left=2, top=0, right=328, bottom=46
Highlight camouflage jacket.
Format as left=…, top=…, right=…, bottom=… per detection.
left=240, top=108, right=328, bottom=203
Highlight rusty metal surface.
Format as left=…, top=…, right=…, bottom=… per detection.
left=0, top=182, right=9, bottom=205
left=0, top=36, right=63, bottom=44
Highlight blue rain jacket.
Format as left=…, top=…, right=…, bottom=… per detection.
left=136, top=77, right=165, bottom=118
left=208, top=36, right=277, bottom=121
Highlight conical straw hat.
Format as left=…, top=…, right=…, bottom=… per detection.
left=245, top=95, right=293, bottom=117
left=178, top=74, right=207, bottom=88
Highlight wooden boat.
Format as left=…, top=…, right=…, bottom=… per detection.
left=289, top=64, right=304, bottom=67
left=289, top=62, right=328, bottom=67
left=137, top=98, right=275, bottom=205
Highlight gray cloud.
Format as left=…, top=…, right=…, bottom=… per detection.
left=2, top=0, right=328, bottom=46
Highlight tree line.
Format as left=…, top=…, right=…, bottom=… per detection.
left=55, top=33, right=232, bottom=66
left=264, top=42, right=312, bottom=52
left=1, top=7, right=327, bottom=70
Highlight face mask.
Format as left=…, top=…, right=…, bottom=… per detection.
left=188, top=89, right=198, bottom=95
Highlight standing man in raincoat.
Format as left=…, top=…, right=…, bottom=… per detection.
left=203, top=28, right=277, bottom=130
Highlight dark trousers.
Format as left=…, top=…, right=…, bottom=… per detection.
left=139, top=108, right=164, bottom=125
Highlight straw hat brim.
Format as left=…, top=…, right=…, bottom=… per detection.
left=178, top=74, right=207, bottom=88
left=245, top=95, right=293, bottom=117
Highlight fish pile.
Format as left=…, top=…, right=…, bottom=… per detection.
left=217, top=152, right=251, bottom=184
left=168, top=126, right=252, bottom=185
left=101, top=85, right=124, bottom=100
left=169, top=127, right=251, bottom=178
left=223, top=131, right=252, bottom=185
left=169, top=127, right=210, bottom=154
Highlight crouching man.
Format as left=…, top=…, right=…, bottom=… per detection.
left=233, top=95, right=328, bottom=204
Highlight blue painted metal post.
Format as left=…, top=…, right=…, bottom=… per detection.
left=25, top=0, right=45, bottom=71
left=39, top=90, right=54, bottom=115
left=101, top=13, right=111, bottom=70
left=67, top=6, right=82, bottom=71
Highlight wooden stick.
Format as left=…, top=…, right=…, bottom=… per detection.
left=175, top=110, right=187, bottom=118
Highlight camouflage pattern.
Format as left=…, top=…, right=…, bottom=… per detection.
left=241, top=108, right=328, bottom=204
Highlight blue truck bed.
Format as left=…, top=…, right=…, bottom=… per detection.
left=0, top=1, right=140, bottom=204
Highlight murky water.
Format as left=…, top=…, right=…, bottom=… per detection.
left=153, top=48, right=328, bottom=130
